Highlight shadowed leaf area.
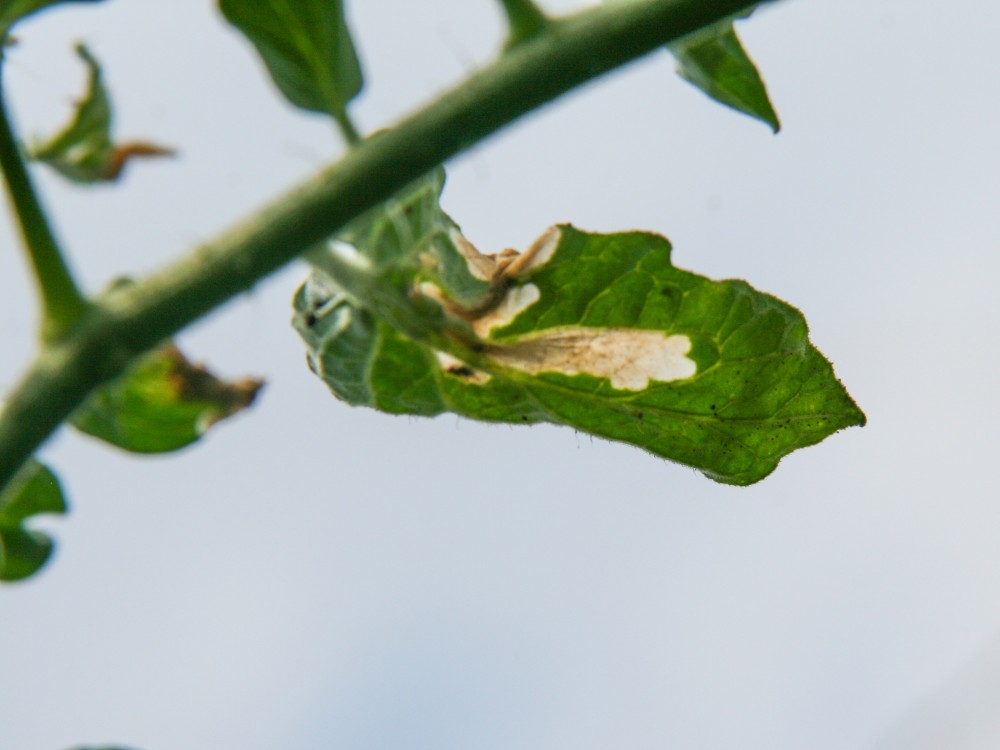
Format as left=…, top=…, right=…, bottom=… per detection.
left=294, top=175, right=863, bottom=486
left=27, top=44, right=173, bottom=183
left=71, top=344, right=263, bottom=453
left=0, top=460, right=66, bottom=581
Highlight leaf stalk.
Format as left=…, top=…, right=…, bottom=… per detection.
left=334, top=110, right=362, bottom=147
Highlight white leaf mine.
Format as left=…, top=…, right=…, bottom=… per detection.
left=471, top=284, right=541, bottom=337
left=489, top=328, right=697, bottom=390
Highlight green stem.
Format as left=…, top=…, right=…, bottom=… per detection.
left=0, top=0, right=766, bottom=490
left=497, top=0, right=550, bottom=45
left=0, top=72, right=89, bottom=340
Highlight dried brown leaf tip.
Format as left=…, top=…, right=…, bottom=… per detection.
left=163, top=345, right=264, bottom=425
left=103, top=141, right=176, bottom=181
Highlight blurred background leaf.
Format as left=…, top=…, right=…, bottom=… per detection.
left=27, top=44, right=173, bottom=183
left=0, top=460, right=66, bottom=582
left=218, top=0, right=363, bottom=122
left=71, top=344, right=262, bottom=454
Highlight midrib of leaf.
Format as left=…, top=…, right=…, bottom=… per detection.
left=427, top=329, right=852, bottom=461
left=503, top=359, right=821, bottom=426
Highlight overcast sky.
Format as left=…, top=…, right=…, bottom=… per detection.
left=2, top=1, right=1000, bottom=749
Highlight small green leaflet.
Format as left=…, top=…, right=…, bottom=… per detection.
left=218, top=0, right=362, bottom=120
left=669, top=11, right=780, bottom=132
left=0, top=0, right=103, bottom=38
left=71, top=344, right=263, bottom=454
left=27, top=44, right=173, bottom=183
left=0, top=460, right=67, bottom=582
left=294, top=176, right=864, bottom=486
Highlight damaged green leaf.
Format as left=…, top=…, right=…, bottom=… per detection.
left=27, top=44, right=173, bottom=183
left=0, top=460, right=67, bottom=582
left=71, top=344, right=263, bottom=453
left=294, top=176, right=863, bottom=485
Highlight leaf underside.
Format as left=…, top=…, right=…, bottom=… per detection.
left=0, top=460, right=67, bottom=582
left=27, top=44, right=173, bottom=183
left=71, top=344, right=263, bottom=454
left=670, top=14, right=780, bottom=132
left=294, top=175, right=864, bottom=486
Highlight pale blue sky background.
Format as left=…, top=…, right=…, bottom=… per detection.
left=2, top=1, right=1000, bottom=749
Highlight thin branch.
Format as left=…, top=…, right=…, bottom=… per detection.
left=0, top=71, right=89, bottom=340
left=0, top=0, right=765, bottom=490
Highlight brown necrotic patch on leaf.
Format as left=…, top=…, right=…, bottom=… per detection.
left=162, top=345, right=263, bottom=428
left=417, top=227, right=563, bottom=335
left=449, top=226, right=561, bottom=284
left=488, top=328, right=697, bottom=390
left=449, top=229, right=513, bottom=282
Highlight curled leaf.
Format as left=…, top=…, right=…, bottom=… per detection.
left=27, top=44, right=174, bottom=183
left=71, top=344, right=263, bottom=454
left=0, top=460, right=67, bottom=582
